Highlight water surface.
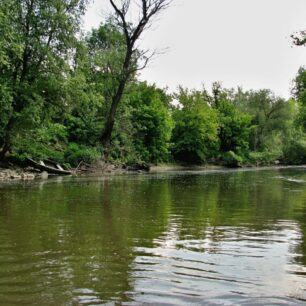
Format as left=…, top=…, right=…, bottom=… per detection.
left=0, top=168, right=306, bottom=305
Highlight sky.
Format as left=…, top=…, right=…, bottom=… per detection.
left=84, top=0, right=306, bottom=98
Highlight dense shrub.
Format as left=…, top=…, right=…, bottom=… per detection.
left=221, top=151, right=243, bottom=167
left=128, top=83, right=173, bottom=164
left=171, top=88, right=219, bottom=164
left=217, top=100, right=253, bottom=156
left=64, top=143, right=100, bottom=167
left=11, top=124, right=67, bottom=162
left=248, top=151, right=282, bottom=165
left=282, top=138, right=306, bottom=165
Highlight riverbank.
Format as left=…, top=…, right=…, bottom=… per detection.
left=1, top=161, right=304, bottom=182
left=0, top=166, right=40, bottom=181
left=0, top=160, right=147, bottom=181
left=149, top=164, right=225, bottom=172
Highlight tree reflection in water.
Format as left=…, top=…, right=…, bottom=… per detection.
left=0, top=168, right=305, bottom=304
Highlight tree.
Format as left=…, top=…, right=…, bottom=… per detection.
left=293, top=67, right=306, bottom=104
left=100, top=0, right=171, bottom=151
left=63, top=23, right=125, bottom=148
left=128, top=82, right=173, bottom=163
left=0, top=0, right=88, bottom=160
left=217, top=100, right=252, bottom=156
left=291, top=67, right=306, bottom=136
left=235, top=89, right=294, bottom=151
left=204, top=84, right=252, bottom=158
left=171, top=88, right=219, bottom=164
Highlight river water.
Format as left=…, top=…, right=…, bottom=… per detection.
left=0, top=167, right=306, bottom=305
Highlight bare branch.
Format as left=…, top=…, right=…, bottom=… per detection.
left=101, top=0, right=171, bottom=148
left=109, top=0, right=131, bottom=46
left=142, top=0, right=147, bottom=18
left=131, top=0, right=171, bottom=46
left=128, top=50, right=155, bottom=73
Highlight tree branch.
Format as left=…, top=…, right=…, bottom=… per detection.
left=101, top=0, right=171, bottom=148
left=109, top=0, right=131, bottom=47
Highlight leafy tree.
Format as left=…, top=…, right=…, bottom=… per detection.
left=203, top=84, right=253, bottom=159
left=293, top=67, right=306, bottom=105
left=282, top=129, right=306, bottom=165
left=127, top=82, right=173, bottom=163
left=232, top=89, right=294, bottom=152
left=100, top=0, right=171, bottom=151
left=217, top=100, right=252, bottom=157
left=86, top=22, right=126, bottom=110
left=171, top=88, right=219, bottom=164
left=0, top=0, right=88, bottom=160
left=64, top=39, right=106, bottom=147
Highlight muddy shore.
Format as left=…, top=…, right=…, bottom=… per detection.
left=0, top=166, right=46, bottom=181
left=0, top=161, right=147, bottom=181
left=0, top=162, right=302, bottom=182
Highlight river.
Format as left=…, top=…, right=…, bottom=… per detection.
left=0, top=167, right=305, bottom=305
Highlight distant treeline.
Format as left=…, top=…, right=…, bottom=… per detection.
left=1, top=0, right=306, bottom=167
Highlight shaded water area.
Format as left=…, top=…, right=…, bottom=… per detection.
left=0, top=168, right=306, bottom=305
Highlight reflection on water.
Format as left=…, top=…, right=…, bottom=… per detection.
left=132, top=222, right=305, bottom=305
left=0, top=168, right=306, bottom=305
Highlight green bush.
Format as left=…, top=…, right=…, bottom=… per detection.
left=282, top=138, right=306, bottom=165
left=221, top=151, right=243, bottom=167
left=248, top=151, right=282, bottom=165
left=217, top=100, right=252, bottom=156
left=11, top=123, right=67, bottom=162
left=64, top=143, right=101, bottom=167
left=128, top=82, right=173, bottom=164
left=171, top=88, right=219, bottom=164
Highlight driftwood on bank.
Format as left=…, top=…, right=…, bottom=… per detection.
left=75, top=160, right=151, bottom=175
left=27, top=158, right=72, bottom=175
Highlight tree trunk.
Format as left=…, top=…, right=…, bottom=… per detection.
left=100, top=0, right=170, bottom=157
left=0, top=142, right=10, bottom=161
left=100, top=45, right=132, bottom=151
left=0, top=118, right=14, bottom=161
left=100, top=78, right=126, bottom=150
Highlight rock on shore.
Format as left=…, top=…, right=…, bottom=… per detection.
left=0, top=167, right=38, bottom=181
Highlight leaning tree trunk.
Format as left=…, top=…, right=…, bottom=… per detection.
left=99, top=0, right=171, bottom=158
left=100, top=78, right=127, bottom=149
left=0, top=113, right=16, bottom=161
left=100, top=43, right=132, bottom=153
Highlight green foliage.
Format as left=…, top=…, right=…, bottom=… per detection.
left=282, top=138, right=306, bottom=165
left=64, top=143, right=100, bottom=167
left=128, top=82, right=173, bottom=163
left=104, top=82, right=173, bottom=165
left=86, top=22, right=127, bottom=101
left=222, top=151, right=243, bottom=167
left=296, top=105, right=306, bottom=132
left=171, top=88, right=219, bottom=164
left=248, top=151, right=282, bottom=165
left=64, top=67, right=104, bottom=146
left=0, top=0, right=88, bottom=157
left=11, top=123, right=67, bottom=162
left=107, top=102, right=138, bottom=164
left=294, top=69, right=306, bottom=134
left=0, top=3, right=303, bottom=168
left=11, top=122, right=101, bottom=167
left=217, top=100, right=253, bottom=156
left=293, top=67, right=306, bottom=104
left=0, top=83, right=12, bottom=138
left=232, top=89, right=293, bottom=152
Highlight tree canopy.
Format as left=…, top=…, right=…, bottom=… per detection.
left=0, top=0, right=305, bottom=168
